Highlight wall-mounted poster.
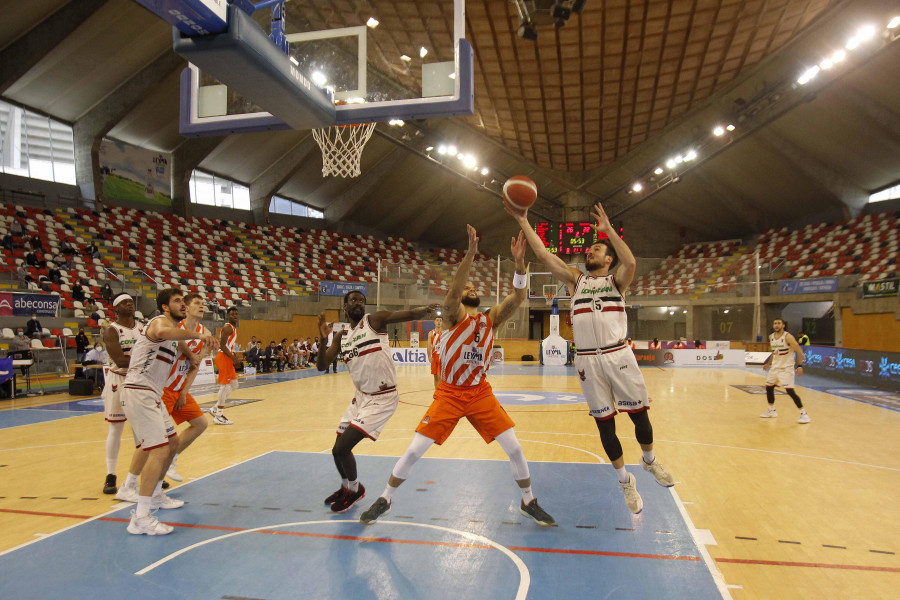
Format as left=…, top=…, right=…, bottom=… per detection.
left=99, top=139, right=171, bottom=205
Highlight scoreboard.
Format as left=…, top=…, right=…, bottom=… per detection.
left=533, top=222, right=623, bottom=255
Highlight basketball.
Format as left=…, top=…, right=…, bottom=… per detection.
left=503, top=175, right=538, bottom=210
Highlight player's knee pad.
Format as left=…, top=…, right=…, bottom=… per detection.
left=594, top=417, right=623, bottom=462
left=766, top=385, right=775, bottom=403
left=785, top=388, right=803, bottom=409
left=628, top=410, right=653, bottom=445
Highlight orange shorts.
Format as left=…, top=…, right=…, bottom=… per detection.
left=215, top=352, right=237, bottom=384
left=162, top=388, right=203, bottom=425
left=415, top=380, right=515, bottom=445
left=430, top=358, right=440, bottom=376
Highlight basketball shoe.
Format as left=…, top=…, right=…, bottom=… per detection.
left=127, top=510, right=173, bottom=536
left=325, top=487, right=347, bottom=505
left=797, top=410, right=810, bottom=424
left=331, top=484, right=365, bottom=513
left=151, top=491, right=184, bottom=509
left=115, top=484, right=139, bottom=503
left=760, top=407, right=778, bottom=418
left=360, top=497, right=391, bottom=525
left=103, top=474, right=117, bottom=495
left=520, top=499, right=557, bottom=527
left=620, top=473, right=643, bottom=514
left=166, top=459, right=183, bottom=482
left=642, top=458, right=675, bottom=487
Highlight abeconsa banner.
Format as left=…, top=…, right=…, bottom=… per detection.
left=803, top=345, right=900, bottom=391
left=0, top=293, right=60, bottom=317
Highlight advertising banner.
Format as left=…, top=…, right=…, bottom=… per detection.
left=191, top=357, right=216, bottom=389
left=803, top=345, right=900, bottom=391
left=862, top=279, right=898, bottom=298
left=0, top=292, right=60, bottom=317
left=491, top=347, right=505, bottom=364
left=99, top=139, right=171, bottom=206
left=391, top=348, right=429, bottom=365
left=319, top=281, right=368, bottom=297
left=541, top=335, right=568, bottom=366
left=778, top=278, right=838, bottom=295
left=632, top=349, right=744, bottom=367
left=409, top=332, right=419, bottom=348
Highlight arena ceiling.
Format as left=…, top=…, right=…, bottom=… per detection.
left=2, top=0, right=899, bottom=256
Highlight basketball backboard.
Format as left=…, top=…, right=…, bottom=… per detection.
left=174, top=0, right=472, bottom=136
left=528, top=272, right=571, bottom=301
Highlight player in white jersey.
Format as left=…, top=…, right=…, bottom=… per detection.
left=101, top=294, right=142, bottom=495
left=118, top=288, right=218, bottom=536
left=761, top=318, right=809, bottom=423
left=508, top=200, right=675, bottom=514
left=316, top=291, right=438, bottom=513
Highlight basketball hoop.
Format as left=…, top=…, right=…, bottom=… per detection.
left=312, top=121, right=376, bottom=178
left=544, top=292, right=555, bottom=306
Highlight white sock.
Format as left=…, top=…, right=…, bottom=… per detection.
left=381, top=484, right=398, bottom=502
left=106, top=421, right=125, bottom=474
left=348, top=480, right=359, bottom=492
left=136, top=496, right=152, bottom=518
left=125, top=472, right=139, bottom=488
left=520, top=485, right=534, bottom=504
left=171, top=453, right=179, bottom=466
left=615, top=466, right=629, bottom=483
left=152, top=481, right=163, bottom=497
left=642, top=450, right=655, bottom=464
left=341, top=478, right=350, bottom=489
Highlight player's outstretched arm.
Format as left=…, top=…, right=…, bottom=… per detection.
left=590, top=202, right=636, bottom=291
left=443, top=225, right=479, bottom=327
left=369, top=304, right=440, bottom=332
left=315, top=313, right=344, bottom=372
left=503, top=198, right=581, bottom=289
left=489, top=232, right=528, bottom=328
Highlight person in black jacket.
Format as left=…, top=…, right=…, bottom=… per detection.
left=25, top=314, right=42, bottom=338
left=75, top=328, right=90, bottom=362
left=245, top=341, right=262, bottom=371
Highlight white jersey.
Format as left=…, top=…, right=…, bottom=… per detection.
left=769, top=332, right=794, bottom=369
left=571, top=273, right=627, bottom=350
left=106, top=320, right=142, bottom=376
left=123, top=315, right=180, bottom=396
left=340, top=315, right=397, bottom=395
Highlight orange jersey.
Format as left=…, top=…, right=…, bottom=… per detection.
left=165, top=321, right=205, bottom=393
left=440, top=312, right=493, bottom=387
left=429, top=329, right=442, bottom=363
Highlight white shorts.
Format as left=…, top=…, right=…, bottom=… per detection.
left=766, top=367, right=795, bottom=388
left=574, top=346, right=650, bottom=420
left=103, top=370, right=127, bottom=422
left=337, top=389, right=400, bottom=441
left=121, top=386, right=176, bottom=450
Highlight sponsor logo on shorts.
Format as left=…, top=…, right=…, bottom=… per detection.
left=577, top=369, right=586, bottom=381
left=619, top=365, right=627, bottom=370
left=618, top=400, right=643, bottom=407
left=422, top=415, right=430, bottom=424
left=590, top=406, right=612, bottom=416
left=112, top=384, right=118, bottom=392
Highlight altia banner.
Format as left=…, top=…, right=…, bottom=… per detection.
left=391, top=348, right=429, bottom=365
left=0, top=292, right=60, bottom=317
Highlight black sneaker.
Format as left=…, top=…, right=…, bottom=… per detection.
left=359, top=497, right=391, bottom=525
left=102, top=474, right=117, bottom=495
left=331, top=484, right=365, bottom=513
left=325, top=487, right=346, bottom=505
left=520, top=499, right=557, bottom=527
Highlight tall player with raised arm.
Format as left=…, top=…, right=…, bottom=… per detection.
left=360, top=225, right=556, bottom=527
left=316, top=294, right=439, bottom=513
left=506, top=200, right=675, bottom=514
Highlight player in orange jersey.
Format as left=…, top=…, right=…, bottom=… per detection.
left=361, top=225, right=556, bottom=527
left=427, top=315, right=443, bottom=389
left=211, top=306, right=239, bottom=424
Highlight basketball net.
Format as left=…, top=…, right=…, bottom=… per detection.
left=312, top=122, right=376, bottom=178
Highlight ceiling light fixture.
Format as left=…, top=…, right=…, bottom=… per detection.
left=797, top=65, right=819, bottom=85
left=632, top=182, right=643, bottom=192
left=400, top=54, right=411, bottom=62
left=366, top=17, right=379, bottom=28
left=388, top=119, right=405, bottom=126
left=726, top=124, right=736, bottom=131
left=425, top=146, right=434, bottom=152
left=480, top=167, right=489, bottom=175
left=654, top=167, right=664, bottom=175
left=889, top=16, right=900, bottom=29
left=713, top=126, right=725, bottom=136
left=665, top=159, right=677, bottom=169
left=447, top=145, right=457, bottom=155
left=420, top=47, right=428, bottom=58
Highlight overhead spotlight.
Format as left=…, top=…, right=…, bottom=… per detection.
left=632, top=182, right=643, bottom=192
left=726, top=124, right=736, bottom=131
left=311, top=71, right=328, bottom=87
left=713, top=126, right=725, bottom=136
left=797, top=65, right=819, bottom=85
left=665, top=159, right=677, bottom=169
left=420, top=46, right=428, bottom=58
left=831, top=49, right=847, bottom=63
left=480, top=167, right=489, bottom=175
left=684, top=149, right=698, bottom=161
left=366, top=17, right=379, bottom=28
left=389, top=119, right=405, bottom=126
left=857, top=24, right=877, bottom=40
left=289, top=56, right=299, bottom=66
left=463, top=155, right=477, bottom=169
left=654, top=167, right=664, bottom=175
left=674, top=154, right=684, bottom=164
left=723, top=309, right=730, bottom=314
left=819, top=58, right=834, bottom=70
left=846, top=36, right=861, bottom=50
left=447, top=145, right=458, bottom=155
left=456, top=153, right=465, bottom=160
left=425, top=146, right=434, bottom=152
left=889, top=17, right=900, bottom=29
left=669, top=310, right=675, bottom=315
left=437, top=145, right=448, bottom=155
left=518, top=21, right=538, bottom=40
left=400, top=54, right=412, bottom=62
left=682, top=310, right=687, bottom=314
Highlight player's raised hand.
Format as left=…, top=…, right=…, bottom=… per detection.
left=590, top=202, right=614, bottom=235
left=511, top=231, right=526, bottom=262
left=502, top=196, right=527, bottom=221
left=466, top=224, right=479, bottom=255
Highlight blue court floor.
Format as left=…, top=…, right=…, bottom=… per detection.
left=0, top=452, right=722, bottom=600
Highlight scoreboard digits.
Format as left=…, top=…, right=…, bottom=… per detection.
left=534, top=222, right=623, bottom=254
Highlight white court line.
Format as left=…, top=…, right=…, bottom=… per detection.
left=0, top=451, right=276, bottom=558
left=135, top=519, right=531, bottom=600
left=669, top=487, right=733, bottom=600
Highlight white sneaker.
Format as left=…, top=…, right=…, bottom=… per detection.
left=115, top=485, right=139, bottom=503
left=151, top=492, right=184, bottom=509
left=619, top=473, right=643, bottom=514
left=642, top=458, right=675, bottom=487
left=212, top=411, right=233, bottom=425
left=797, top=411, right=810, bottom=424
left=760, top=407, right=778, bottom=418
left=127, top=510, right=174, bottom=536
left=166, top=461, right=183, bottom=482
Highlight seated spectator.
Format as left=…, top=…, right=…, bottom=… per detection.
left=694, top=339, right=705, bottom=349
left=72, top=282, right=86, bottom=303
left=275, top=339, right=288, bottom=372
left=672, top=339, right=686, bottom=349
left=2, top=233, right=13, bottom=251
left=83, top=298, right=98, bottom=316
left=101, top=282, right=113, bottom=303
left=29, top=233, right=43, bottom=251
left=626, top=337, right=635, bottom=350
left=25, top=252, right=39, bottom=267
left=82, top=342, right=108, bottom=390
left=245, top=341, right=262, bottom=371
left=263, top=341, right=282, bottom=373
left=10, top=220, right=23, bottom=237
left=649, top=337, right=661, bottom=349
left=310, top=338, right=319, bottom=362
left=9, top=328, right=33, bottom=377
left=25, top=314, right=42, bottom=339
left=85, top=240, right=100, bottom=259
